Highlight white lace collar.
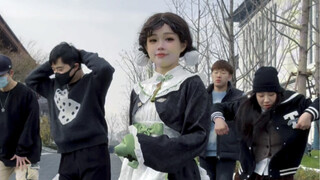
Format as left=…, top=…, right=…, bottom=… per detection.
left=133, top=66, right=196, bottom=103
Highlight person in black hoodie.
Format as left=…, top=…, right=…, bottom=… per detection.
left=200, top=60, right=243, bottom=180
left=212, top=66, right=319, bottom=180
left=25, top=42, right=114, bottom=180
left=0, top=54, right=41, bottom=180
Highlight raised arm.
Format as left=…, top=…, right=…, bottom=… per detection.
left=25, top=62, right=54, bottom=98
left=79, top=50, right=114, bottom=93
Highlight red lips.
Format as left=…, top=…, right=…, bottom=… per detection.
left=264, top=105, right=271, bottom=109
left=156, top=53, right=166, bottom=58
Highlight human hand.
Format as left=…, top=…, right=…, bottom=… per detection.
left=295, top=112, right=312, bottom=130
left=214, top=118, right=229, bottom=135
left=10, top=154, right=31, bottom=170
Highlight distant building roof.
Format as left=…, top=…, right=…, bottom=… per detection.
left=0, top=14, right=29, bottom=55
left=233, top=0, right=270, bottom=23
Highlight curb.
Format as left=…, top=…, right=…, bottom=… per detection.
left=42, top=146, right=57, bottom=153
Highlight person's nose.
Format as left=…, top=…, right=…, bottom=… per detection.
left=157, top=40, right=165, bottom=50
left=216, top=72, right=222, bottom=77
left=264, top=96, right=270, bottom=103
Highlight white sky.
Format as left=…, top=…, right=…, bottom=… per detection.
left=0, top=0, right=171, bottom=117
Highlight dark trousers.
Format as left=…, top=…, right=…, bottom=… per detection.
left=59, top=144, right=111, bottom=180
left=248, top=173, right=294, bottom=180
left=200, top=156, right=236, bottom=180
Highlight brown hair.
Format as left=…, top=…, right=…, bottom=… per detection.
left=211, top=60, right=234, bottom=74
left=138, top=12, right=195, bottom=57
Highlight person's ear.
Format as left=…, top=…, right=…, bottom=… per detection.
left=228, top=74, right=232, bottom=81
left=180, top=41, right=187, bottom=53
left=8, top=69, right=14, bottom=77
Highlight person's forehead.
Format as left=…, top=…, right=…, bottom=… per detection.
left=212, top=68, right=228, bottom=72
left=52, top=58, right=68, bottom=68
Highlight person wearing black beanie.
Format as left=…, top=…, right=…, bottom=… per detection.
left=252, top=66, right=283, bottom=93
left=211, top=66, right=319, bottom=180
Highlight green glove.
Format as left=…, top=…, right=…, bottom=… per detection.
left=114, top=134, right=138, bottom=168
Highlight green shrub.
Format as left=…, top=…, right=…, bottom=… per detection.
left=301, top=150, right=320, bottom=168
left=294, top=168, right=320, bottom=180
left=40, top=115, right=57, bottom=149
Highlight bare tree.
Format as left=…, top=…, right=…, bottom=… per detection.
left=116, top=44, right=153, bottom=89
left=231, top=0, right=318, bottom=96
left=314, top=0, right=320, bottom=97
left=297, top=0, right=310, bottom=96
left=0, top=42, right=37, bottom=82
left=106, top=112, right=128, bottom=144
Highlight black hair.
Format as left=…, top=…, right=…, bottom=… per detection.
left=138, top=12, right=195, bottom=57
left=49, top=42, right=81, bottom=67
left=236, top=92, right=284, bottom=144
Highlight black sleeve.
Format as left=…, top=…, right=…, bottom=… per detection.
left=79, top=50, right=115, bottom=95
left=25, top=61, right=54, bottom=98
left=137, top=77, right=210, bottom=172
left=304, top=97, right=319, bottom=121
left=211, top=97, right=243, bottom=122
left=16, top=91, right=40, bottom=158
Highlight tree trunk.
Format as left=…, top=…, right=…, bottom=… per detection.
left=315, top=0, right=320, bottom=97
left=229, top=0, right=236, bottom=87
left=313, top=0, right=320, bottom=150
left=297, top=0, right=310, bottom=96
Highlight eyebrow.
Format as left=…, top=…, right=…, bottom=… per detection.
left=150, top=32, right=176, bottom=36
left=52, top=65, right=64, bottom=69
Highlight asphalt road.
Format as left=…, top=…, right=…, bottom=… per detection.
left=9, top=148, right=122, bottom=180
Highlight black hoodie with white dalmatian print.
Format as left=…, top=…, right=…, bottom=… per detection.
left=26, top=50, right=114, bottom=153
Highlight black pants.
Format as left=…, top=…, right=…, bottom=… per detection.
left=59, top=144, right=111, bottom=180
left=200, top=156, right=236, bottom=180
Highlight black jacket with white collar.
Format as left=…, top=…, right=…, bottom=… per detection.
left=212, top=90, right=319, bottom=179
left=129, top=74, right=210, bottom=180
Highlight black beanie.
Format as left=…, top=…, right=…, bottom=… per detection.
left=252, top=66, right=283, bottom=93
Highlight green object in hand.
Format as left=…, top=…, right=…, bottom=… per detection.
left=133, top=123, right=164, bottom=136
left=114, top=134, right=138, bottom=168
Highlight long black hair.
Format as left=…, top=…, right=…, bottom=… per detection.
left=236, top=92, right=284, bottom=144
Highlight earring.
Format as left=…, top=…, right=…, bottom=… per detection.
left=136, top=51, right=149, bottom=66
left=183, top=50, right=200, bottom=66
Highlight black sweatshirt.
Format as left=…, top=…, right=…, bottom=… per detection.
left=0, top=83, right=41, bottom=167
left=26, top=50, right=114, bottom=153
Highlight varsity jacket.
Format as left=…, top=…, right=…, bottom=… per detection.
left=206, top=82, right=243, bottom=160
left=129, top=68, right=210, bottom=180
left=212, top=90, right=319, bottom=179
left=26, top=50, right=114, bottom=153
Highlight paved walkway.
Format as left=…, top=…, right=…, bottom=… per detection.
left=9, top=147, right=122, bottom=180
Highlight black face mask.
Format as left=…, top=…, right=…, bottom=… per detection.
left=55, top=66, right=78, bottom=86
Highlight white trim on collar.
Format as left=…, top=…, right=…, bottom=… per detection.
left=281, top=93, right=299, bottom=104
left=133, top=66, right=196, bottom=103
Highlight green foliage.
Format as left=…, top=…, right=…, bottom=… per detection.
left=40, top=115, right=57, bottom=149
left=294, top=168, right=320, bottom=180
left=301, top=150, right=320, bottom=168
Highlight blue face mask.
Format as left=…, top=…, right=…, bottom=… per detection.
left=0, top=76, right=9, bottom=88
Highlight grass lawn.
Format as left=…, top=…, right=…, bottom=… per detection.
left=301, top=150, right=320, bottom=169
